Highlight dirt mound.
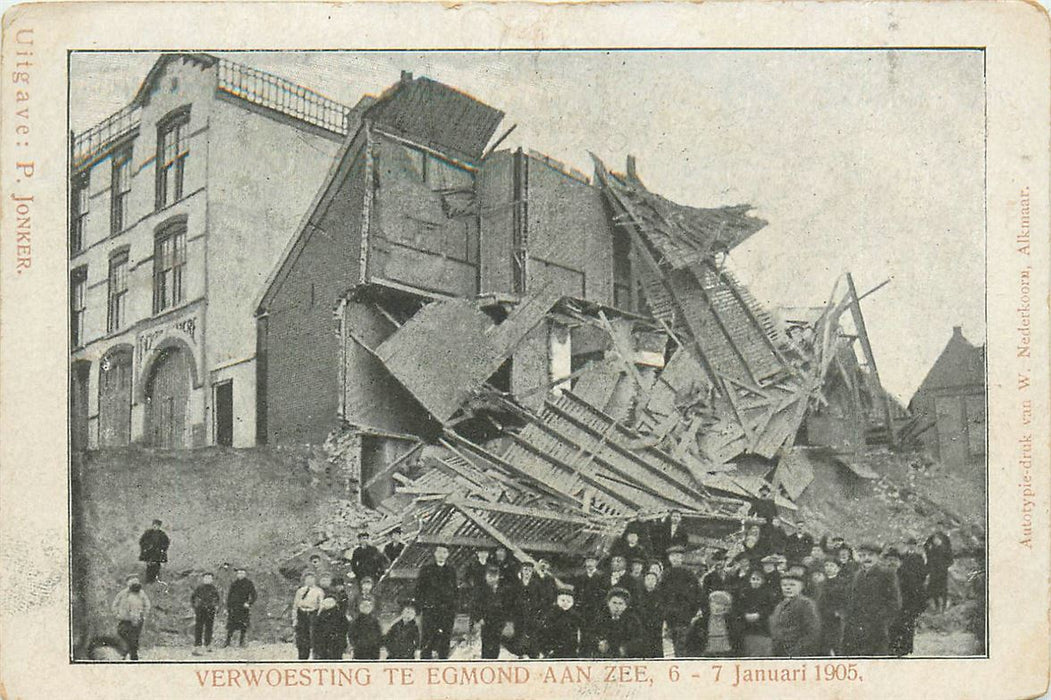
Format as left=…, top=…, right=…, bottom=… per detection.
left=73, top=446, right=336, bottom=654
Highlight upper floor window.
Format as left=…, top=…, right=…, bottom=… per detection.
left=107, top=251, right=129, bottom=333
left=156, top=108, right=190, bottom=210
left=153, top=224, right=186, bottom=313
left=70, top=172, right=89, bottom=255
left=111, top=147, right=133, bottom=234
left=71, top=267, right=88, bottom=348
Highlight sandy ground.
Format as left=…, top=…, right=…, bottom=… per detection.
left=137, top=629, right=978, bottom=662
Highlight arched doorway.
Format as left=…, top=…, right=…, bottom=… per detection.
left=145, top=346, right=191, bottom=448
left=98, top=347, right=133, bottom=448
left=70, top=360, right=92, bottom=451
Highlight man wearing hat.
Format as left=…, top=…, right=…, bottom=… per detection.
left=593, top=588, right=640, bottom=658
left=759, top=554, right=783, bottom=603
left=414, top=545, right=458, bottom=659
left=383, top=527, right=406, bottom=565
left=463, top=548, right=493, bottom=629
left=769, top=569, right=821, bottom=657
left=610, top=524, right=650, bottom=565
left=542, top=583, right=581, bottom=659
left=842, top=542, right=902, bottom=656
left=112, top=574, right=150, bottom=660
left=893, top=537, right=928, bottom=656
left=661, top=545, right=699, bottom=657
left=473, top=565, right=514, bottom=659
left=651, top=509, right=689, bottom=563
left=508, top=560, right=546, bottom=658
left=350, top=531, right=388, bottom=584
left=574, top=552, right=607, bottom=657
left=699, top=550, right=733, bottom=620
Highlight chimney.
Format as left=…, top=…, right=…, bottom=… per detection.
left=400, top=70, right=413, bottom=84
left=953, top=325, right=963, bottom=338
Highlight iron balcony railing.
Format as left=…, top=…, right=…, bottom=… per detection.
left=216, top=59, right=352, bottom=137
left=72, top=103, right=141, bottom=167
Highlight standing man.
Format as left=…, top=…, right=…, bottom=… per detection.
left=112, top=574, right=150, bottom=660
left=350, top=532, right=389, bottom=584
left=138, top=519, right=170, bottom=584
left=462, top=548, right=492, bottom=629
left=224, top=568, right=257, bottom=648
left=924, top=530, right=954, bottom=612
left=892, top=541, right=927, bottom=656
left=415, top=545, right=458, bottom=659
left=661, top=545, right=699, bottom=657
left=651, top=510, right=689, bottom=563
left=473, top=565, right=513, bottom=659
left=574, top=552, right=607, bottom=658
left=510, top=561, right=546, bottom=658
left=190, top=572, right=220, bottom=655
left=383, top=527, right=406, bottom=566
left=842, top=542, right=902, bottom=656
left=769, top=570, right=821, bottom=657
left=292, top=572, right=324, bottom=660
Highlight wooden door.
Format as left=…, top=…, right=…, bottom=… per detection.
left=99, top=350, right=132, bottom=447
left=214, top=381, right=233, bottom=447
left=146, top=347, right=190, bottom=448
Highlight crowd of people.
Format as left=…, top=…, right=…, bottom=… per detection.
left=110, top=505, right=959, bottom=661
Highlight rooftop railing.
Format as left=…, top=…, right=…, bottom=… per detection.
left=72, top=57, right=354, bottom=168
left=216, top=59, right=352, bottom=137
left=72, top=103, right=141, bottom=167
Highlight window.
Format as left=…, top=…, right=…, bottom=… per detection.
left=70, top=172, right=89, bottom=255
left=156, top=109, right=190, bottom=210
left=71, top=267, right=87, bottom=348
left=107, top=251, right=129, bottom=332
left=153, top=225, right=186, bottom=313
left=111, top=147, right=133, bottom=234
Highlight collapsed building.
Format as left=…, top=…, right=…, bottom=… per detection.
left=256, top=71, right=902, bottom=588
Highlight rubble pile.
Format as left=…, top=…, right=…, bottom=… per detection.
left=312, top=157, right=931, bottom=594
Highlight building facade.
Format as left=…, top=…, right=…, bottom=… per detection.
left=257, top=73, right=632, bottom=445
left=908, top=325, right=987, bottom=473
left=69, top=53, right=353, bottom=450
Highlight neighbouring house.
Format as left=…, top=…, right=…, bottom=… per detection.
left=908, top=325, right=986, bottom=473
left=68, top=53, right=357, bottom=449
left=256, top=72, right=628, bottom=446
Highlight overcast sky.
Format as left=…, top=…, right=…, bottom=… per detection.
left=70, top=50, right=986, bottom=402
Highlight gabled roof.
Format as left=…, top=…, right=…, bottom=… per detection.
left=132, top=53, right=218, bottom=107
left=911, top=326, right=985, bottom=403
left=367, top=74, right=504, bottom=162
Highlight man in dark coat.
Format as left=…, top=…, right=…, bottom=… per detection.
left=350, top=532, right=389, bottom=584
left=493, top=547, right=519, bottom=586
left=224, top=568, right=257, bottom=647
left=414, top=545, right=458, bottom=659
left=314, top=596, right=348, bottom=660
left=699, top=550, right=734, bottom=619
left=542, top=585, right=582, bottom=659
left=610, top=529, right=650, bottom=566
left=769, top=571, right=821, bottom=657
left=347, top=598, right=382, bottom=659
left=661, top=545, right=700, bottom=657
left=891, top=541, right=927, bottom=656
left=650, top=510, right=690, bottom=563
left=924, top=530, right=954, bottom=611
left=509, top=561, right=546, bottom=658
left=138, top=519, right=170, bottom=584
left=574, top=553, right=607, bottom=657
left=473, top=566, right=514, bottom=659
left=842, top=542, right=902, bottom=656
left=750, top=483, right=778, bottom=526
left=462, top=548, right=492, bottom=627
left=383, top=527, right=406, bottom=566
left=635, top=571, right=664, bottom=658
left=593, top=588, right=641, bottom=658
left=817, top=559, right=850, bottom=655
left=190, top=572, right=221, bottom=654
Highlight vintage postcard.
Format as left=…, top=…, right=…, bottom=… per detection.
left=0, top=1, right=1048, bottom=698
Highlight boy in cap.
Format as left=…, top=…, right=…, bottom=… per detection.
left=414, top=545, right=458, bottom=659
left=594, top=588, right=640, bottom=659
left=542, top=584, right=581, bottom=659
left=112, top=574, right=150, bottom=660
left=661, top=545, right=699, bottom=657
left=383, top=601, right=421, bottom=659
left=636, top=571, right=664, bottom=657
left=510, top=561, right=546, bottom=658
left=292, top=572, right=324, bottom=660
left=817, top=558, right=849, bottom=655
left=463, top=548, right=492, bottom=628
left=348, top=597, right=383, bottom=659
left=842, top=542, right=902, bottom=656
left=893, top=537, right=928, bottom=656
left=224, top=568, right=257, bottom=648
left=190, top=572, right=220, bottom=654
left=769, top=570, right=821, bottom=657
left=383, top=527, right=406, bottom=565
left=473, top=565, right=514, bottom=659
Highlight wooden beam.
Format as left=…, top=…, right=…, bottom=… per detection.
left=845, top=272, right=897, bottom=443
left=362, top=441, right=424, bottom=491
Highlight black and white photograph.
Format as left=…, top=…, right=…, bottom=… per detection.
left=64, top=48, right=992, bottom=664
